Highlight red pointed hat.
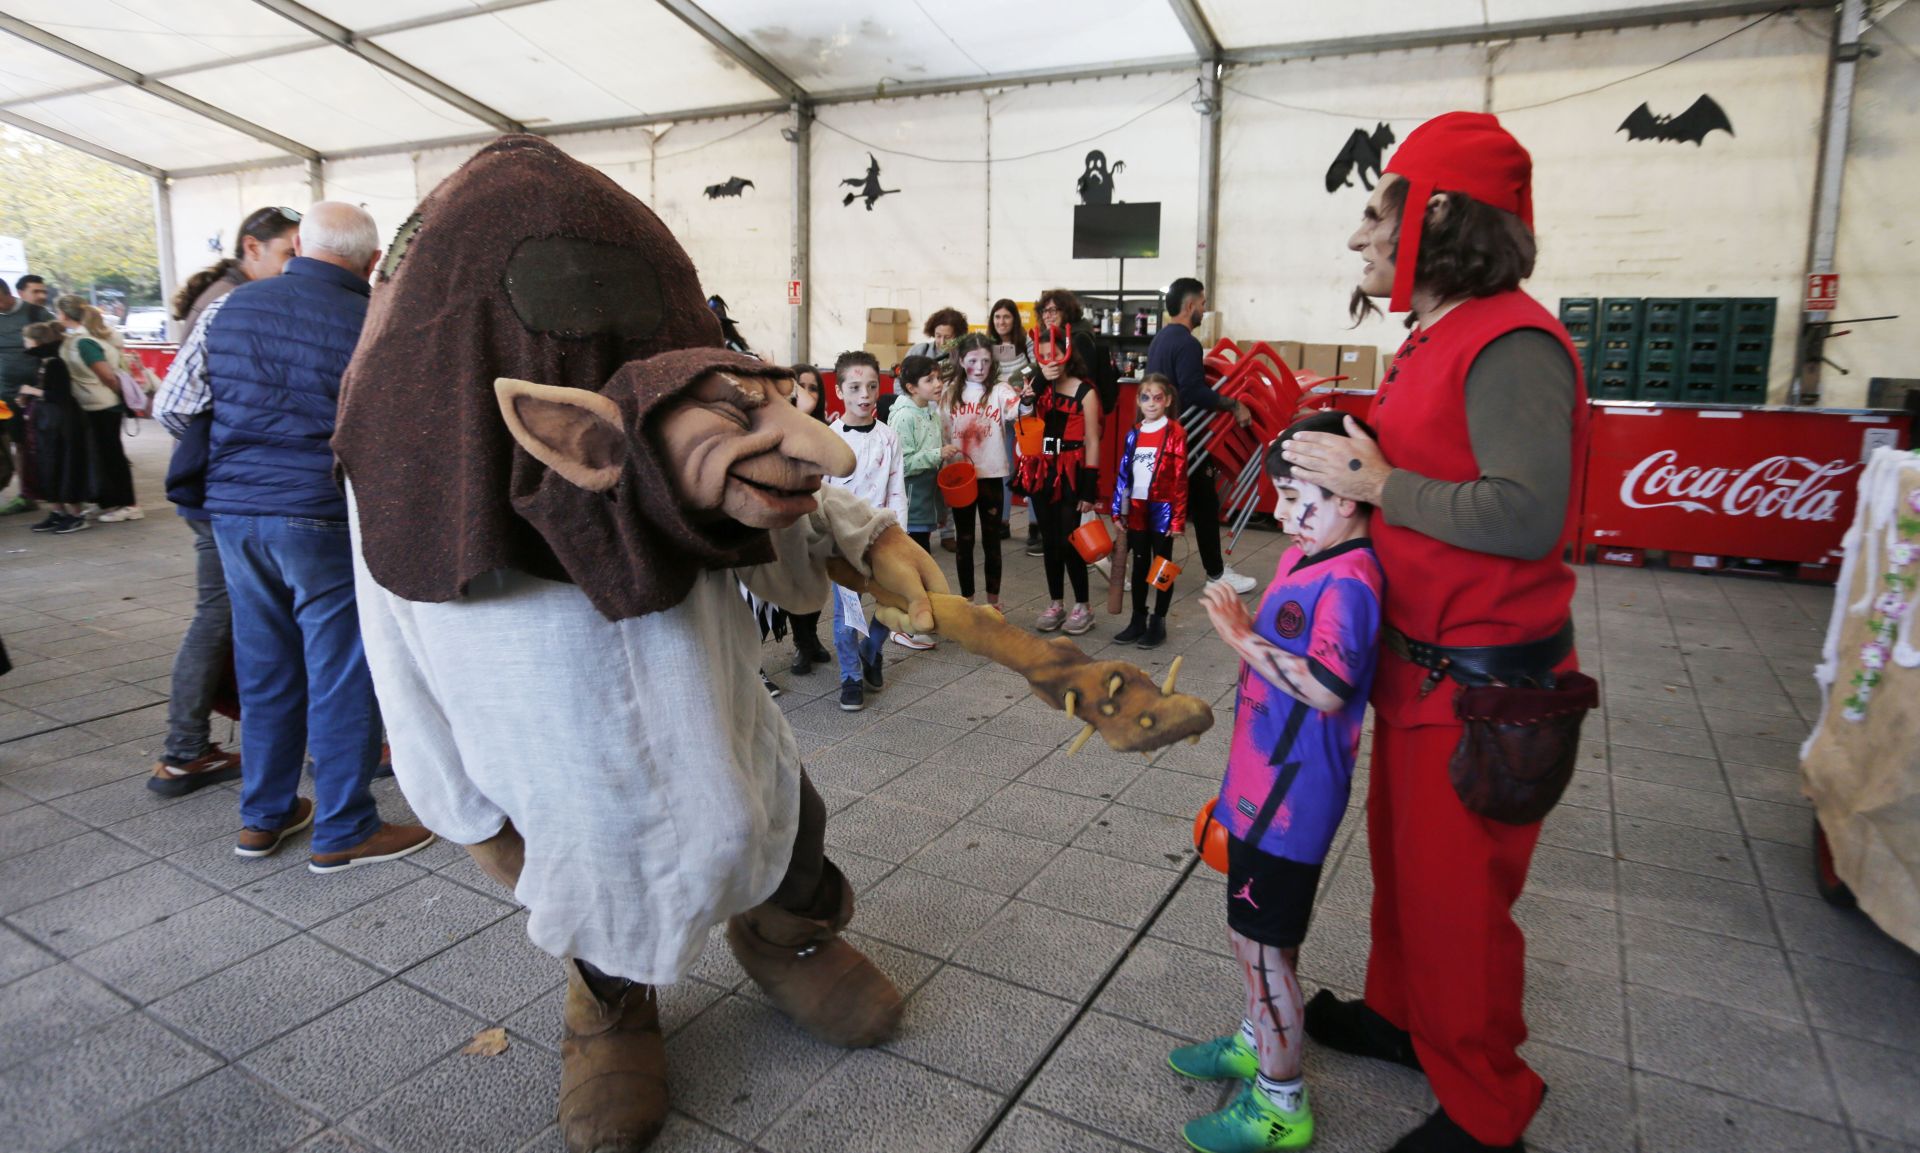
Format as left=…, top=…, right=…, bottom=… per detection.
left=1381, top=111, right=1533, bottom=313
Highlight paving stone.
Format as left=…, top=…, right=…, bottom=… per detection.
left=9, top=860, right=220, bottom=954
left=968, top=782, right=1107, bottom=845
left=1629, top=1070, right=1852, bottom=1153
left=104, top=785, right=248, bottom=855
left=164, top=830, right=306, bottom=891
left=1608, top=716, right=1717, bottom=759
left=512, top=1113, right=747, bottom=1153
left=1513, top=892, right=1621, bottom=977
left=1095, top=937, right=1242, bottom=1044
left=872, top=762, right=1006, bottom=821
left=0, top=828, right=152, bottom=915
left=975, top=703, right=1080, bottom=747
left=76, top=700, right=174, bottom=744
left=0, top=709, right=63, bottom=743
left=1823, top=1033, right=1920, bottom=1144
left=978, top=1106, right=1140, bottom=1153
left=0, top=924, right=55, bottom=987
left=1115, top=767, right=1213, bottom=820
left=244, top=980, right=483, bottom=1118
left=73, top=894, right=297, bottom=1004
left=1623, top=915, right=1800, bottom=1022
left=856, top=868, right=1007, bottom=958
left=803, top=743, right=916, bottom=796
left=1538, top=799, right=1614, bottom=856
left=886, top=966, right=1076, bottom=1093
left=0, top=740, right=156, bottom=800
left=1626, top=986, right=1837, bottom=1121
left=1614, top=816, right=1756, bottom=885
left=313, top=874, right=514, bottom=974
left=761, top=1047, right=1001, bottom=1153
left=1605, top=745, right=1727, bottom=794
left=1611, top=776, right=1741, bottom=834
left=1794, top=953, right=1920, bottom=1052
left=953, top=900, right=1133, bottom=1001
left=64, top=1065, right=324, bottom=1153
left=824, top=795, right=961, bottom=864
left=1720, top=761, right=1808, bottom=807
left=0, top=1011, right=220, bottom=1153
left=1771, top=892, right=1920, bottom=978
left=0, top=802, right=87, bottom=861
left=1713, top=732, right=1801, bottom=772
left=834, top=848, right=896, bottom=893
left=148, top=935, right=385, bottom=1058
left=847, top=713, right=969, bottom=759
left=1017, top=749, right=1147, bottom=801
left=1735, top=796, right=1814, bottom=847
left=402, top=911, right=564, bottom=1021
left=664, top=995, right=847, bottom=1141
left=346, top=1029, right=561, bottom=1153
left=34, top=683, right=167, bottom=724
left=1023, top=1010, right=1227, bottom=1151
left=908, top=821, right=1062, bottom=897
left=1020, top=847, right=1175, bottom=929
left=1523, top=844, right=1618, bottom=911
left=234, top=856, right=429, bottom=928
left=1147, top=873, right=1232, bottom=958
left=1524, top=957, right=1626, bottom=1061
left=1520, top=1041, right=1633, bottom=1153
left=1073, top=802, right=1196, bottom=871
left=1748, top=839, right=1822, bottom=901
left=0, top=963, right=129, bottom=1071
left=919, top=731, right=1053, bottom=780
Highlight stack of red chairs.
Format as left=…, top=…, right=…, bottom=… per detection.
left=1181, top=340, right=1320, bottom=551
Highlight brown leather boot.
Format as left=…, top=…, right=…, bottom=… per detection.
left=723, top=868, right=902, bottom=1048
left=559, top=959, right=668, bottom=1153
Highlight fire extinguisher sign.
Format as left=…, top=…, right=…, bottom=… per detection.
left=1805, top=273, right=1839, bottom=312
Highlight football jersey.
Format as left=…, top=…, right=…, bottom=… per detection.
left=1216, top=538, right=1383, bottom=864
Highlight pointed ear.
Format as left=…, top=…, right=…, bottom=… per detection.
left=494, top=378, right=628, bottom=492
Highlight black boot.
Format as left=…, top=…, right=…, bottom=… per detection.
left=1137, top=614, right=1167, bottom=649
left=1113, top=611, right=1148, bottom=644
left=1387, top=1107, right=1525, bottom=1152
left=1303, top=990, right=1422, bottom=1070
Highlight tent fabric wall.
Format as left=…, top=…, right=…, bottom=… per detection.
left=1834, top=2, right=1920, bottom=407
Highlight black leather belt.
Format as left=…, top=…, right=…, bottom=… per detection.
left=1041, top=437, right=1082, bottom=456
left=1385, top=620, right=1575, bottom=695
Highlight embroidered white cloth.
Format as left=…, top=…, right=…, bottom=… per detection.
left=349, top=483, right=894, bottom=984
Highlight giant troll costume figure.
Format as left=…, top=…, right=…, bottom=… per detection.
left=335, top=135, right=1211, bottom=1152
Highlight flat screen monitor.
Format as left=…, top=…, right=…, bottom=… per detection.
left=1073, top=202, right=1161, bottom=260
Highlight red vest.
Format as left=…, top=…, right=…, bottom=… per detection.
left=1366, top=290, right=1588, bottom=727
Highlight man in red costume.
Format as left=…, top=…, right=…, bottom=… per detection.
left=1281, top=113, right=1589, bottom=1152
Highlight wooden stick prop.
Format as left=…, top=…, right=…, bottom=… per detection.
left=1106, top=516, right=1130, bottom=615
left=826, top=559, right=1212, bottom=754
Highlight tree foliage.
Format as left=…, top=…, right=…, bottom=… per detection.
left=0, top=127, right=160, bottom=305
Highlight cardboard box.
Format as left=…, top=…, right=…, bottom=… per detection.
left=1338, top=345, right=1379, bottom=388
left=1300, top=343, right=1342, bottom=379
left=865, top=319, right=912, bottom=344
left=862, top=341, right=907, bottom=366
left=1271, top=341, right=1305, bottom=370
left=865, top=307, right=909, bottom=325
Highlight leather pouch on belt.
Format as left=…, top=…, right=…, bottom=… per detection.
left=1449, top=672, right=1599, bottom=825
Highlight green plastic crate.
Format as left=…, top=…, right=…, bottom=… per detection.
left=1638, top=335, right=1679, bottom=377
left=1684, top=298, right=1732, bottom=341
left=1601, top=298, right=1645, bottom=343
left=1733, top=298, right=1777, bottom=338
left=1681, top=372, right=1725, bottom=404
left=1594, top=372, right=1635, bottom=400
left=1634, top=371, right=1677, bottom=402
left=1644, top=298, right=1685, bottom=339
left=1724, top=353, right=1769, bottom=404
left=1559, top=298, right=1598, bottom=332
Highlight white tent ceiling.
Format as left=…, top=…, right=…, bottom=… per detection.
left=0, top=0, right=1814, bottom=177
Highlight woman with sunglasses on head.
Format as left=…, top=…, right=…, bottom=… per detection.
left=172, top=206, right=302, bottom=341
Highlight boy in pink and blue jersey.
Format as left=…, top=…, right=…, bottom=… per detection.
left=1172, top=411, right=1383, bottom=1153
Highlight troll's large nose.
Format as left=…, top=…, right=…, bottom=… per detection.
left=760, top=396, right=855, bottom=479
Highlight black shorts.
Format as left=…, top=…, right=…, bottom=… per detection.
left=1225, top=836, right=1325, bottom=948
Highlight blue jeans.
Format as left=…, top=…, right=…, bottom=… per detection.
left=164, top=517, right=232, bottom=764
left=212, top=514, right=381, bottom=854
left=831, top=588, right=885, bottom=683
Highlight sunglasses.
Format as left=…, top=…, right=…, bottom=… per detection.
left=245, top=206, right=302, bottom=230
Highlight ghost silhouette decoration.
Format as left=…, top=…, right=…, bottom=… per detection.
left=1077, top=150, right=1126, bottom=207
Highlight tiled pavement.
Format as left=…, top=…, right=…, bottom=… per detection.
left=3, top=430, right=1918, bottom=1153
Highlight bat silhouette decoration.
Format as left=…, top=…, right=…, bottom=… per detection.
left=826, top=559, right=1213, bottom=754
left=703, top=177, right=755, bottom=199
left=1618, top=95, right=1734, bottom=146
left=840, top=152, right=899, bottom=210
left=1325, top=122, right=1396, bottom=194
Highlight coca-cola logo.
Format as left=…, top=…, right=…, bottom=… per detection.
left=1618, top=450, right=1852, bottom=522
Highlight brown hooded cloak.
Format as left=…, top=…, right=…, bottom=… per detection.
left=334, top=134, right=783, bottom=621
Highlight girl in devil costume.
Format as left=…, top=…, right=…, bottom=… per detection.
left=1013, top=309, right=1103, bottom=635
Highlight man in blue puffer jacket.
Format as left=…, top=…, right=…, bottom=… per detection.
left=154, top=202, right=432, bottom=873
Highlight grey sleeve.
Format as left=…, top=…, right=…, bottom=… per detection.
left=1377, top=329, right=1576, bottom=560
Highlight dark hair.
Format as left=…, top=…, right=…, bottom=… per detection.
left=791, top=364, right=828, bottom=423
left=834, top=349, right=880, bottom=378
left=1165, top=277, right=1204, bottom=318
left=1037, top=288, right=1082, bottom=328
left=898, top=354, right=938, bottom=391
left=22, top=320, right=63, bottom=344
left=1351, top=180, right=1537, bottom=327
left=1136, top=372, right=1177, bottom=406
left=941, top=333, right=997, bottom=414
left=988, top=298, right=1026, bottom=354
left=1266, top=410, right=1379, bottom=509
left=923, top=307, right=968, bottom=339
left=15, top=274, right=44, bottom=292
left=171, top=206, right=301, bottom=321
left=707, top=295, right=751, bottom=353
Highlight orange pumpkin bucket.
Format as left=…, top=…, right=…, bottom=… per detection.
left=1013, top=414, right=1045, bottom=457
left=1148, top=556, right=1182, bottom=591
left=937, top=461, right=978, bottom=508
left=1193, top=801, right=1230, bottom=873
left=1069, top=518, right=1113, bottom=563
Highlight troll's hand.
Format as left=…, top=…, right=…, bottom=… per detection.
left=865, top=525, right=949, bottom=635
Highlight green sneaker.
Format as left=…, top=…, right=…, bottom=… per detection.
left=1169, top=1032, right=1259, bottom=1081
left=0, top=495, right=33, bottom=516
left=1182, top=1081, right=1313, bottom=1152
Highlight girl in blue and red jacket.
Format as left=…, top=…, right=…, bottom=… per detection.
left=1109, top=373, right=1188, bottom=648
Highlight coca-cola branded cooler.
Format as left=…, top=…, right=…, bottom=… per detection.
left=1580, top=402, right=1912, bottom=567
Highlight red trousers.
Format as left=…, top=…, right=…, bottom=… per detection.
left=1364, top=720, right=1545, bottom=1146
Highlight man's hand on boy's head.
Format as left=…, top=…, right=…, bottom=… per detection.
left=1281, top=415, right=1389, bottom=505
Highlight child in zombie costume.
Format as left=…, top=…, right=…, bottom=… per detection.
left=1177, top=413, right=1383, bottom=1152
left=332, top=136, right=947, bottom=1153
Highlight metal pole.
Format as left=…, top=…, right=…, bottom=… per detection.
left=1796, top=0, right=1864, bottom=405
left=789, top=101, right=811, bottom=366
left=152, top=177, right=179, bottom=342
left=307, top=158, right=324, bottom=204
left=1196, top=63, right=1222, bottom=288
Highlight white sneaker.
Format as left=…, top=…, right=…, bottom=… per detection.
left=97, top=506, right=145, bottom=523
left=1208, top=565, right=1258, bottom=596
left=890, top=630, right=936, bottom=651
